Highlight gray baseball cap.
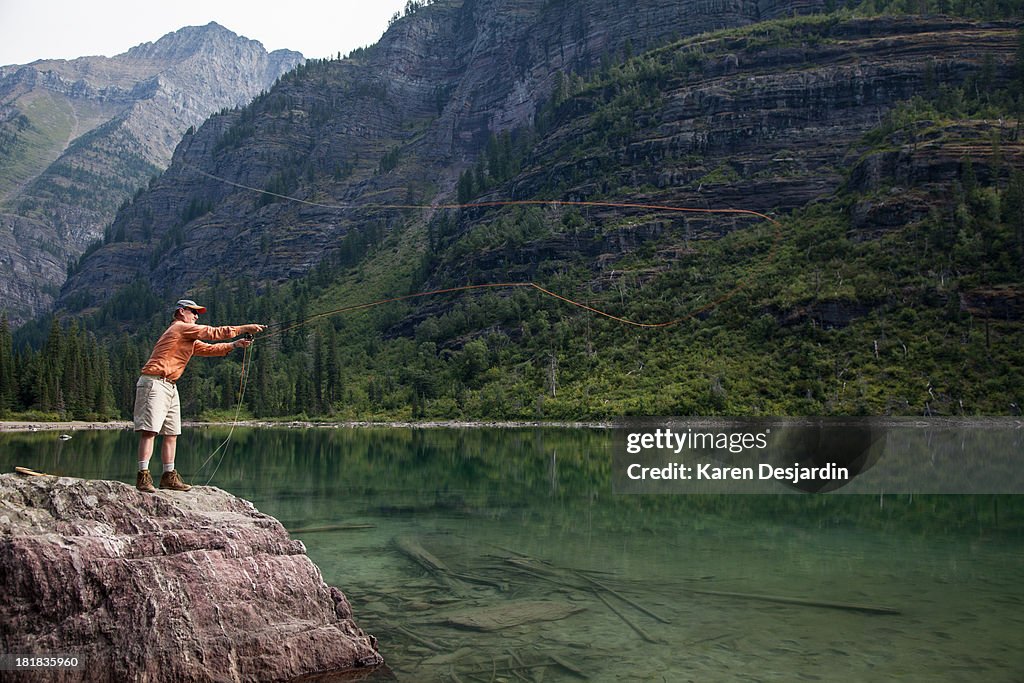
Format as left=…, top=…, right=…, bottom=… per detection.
left=175, top=298, right=207, bottom=314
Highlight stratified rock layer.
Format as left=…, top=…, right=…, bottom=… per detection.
left=0, top=474, right=383, bottom=682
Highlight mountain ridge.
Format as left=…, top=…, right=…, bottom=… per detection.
left=0, top=22, right=303, bottom=326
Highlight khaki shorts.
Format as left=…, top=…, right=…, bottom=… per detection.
left=133, top=375, right=181, bottom=436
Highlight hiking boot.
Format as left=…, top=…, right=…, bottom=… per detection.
left=136, top=470, right=156, bottom=493
left=159, top=470, right=192, bottom=492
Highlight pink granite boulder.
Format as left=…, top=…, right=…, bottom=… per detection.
left=0, top=474, right=384, bottom=681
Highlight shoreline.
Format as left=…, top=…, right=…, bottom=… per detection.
left=194, top=419, right=616, bottom=430
left=1, top=416, right=1019, bottom=434
left=0, top=419, right=614, bottom=433
left=0, top=420, right=134, bottom=433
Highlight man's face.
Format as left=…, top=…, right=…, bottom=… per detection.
left=180, top=308, right=200, bottom=322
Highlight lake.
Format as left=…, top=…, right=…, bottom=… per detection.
left=3, top=425, right=1022, bottom=681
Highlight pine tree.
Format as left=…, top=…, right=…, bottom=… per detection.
left=62, top=320, right=85, bottom=417
left=1005, top=168, right=1024, bottom=273
left=0, top=314, right=14, bottom=415
left=113, top=336, right=141, bottom=417
left=313, top=330, right=325, bottom=412
left=458, top=169, right=474, bottom=204
left=325, top=326, right=342, bottom=407
left=41, top=319, right=64, bottom=413
left=91, top=341, right=113, bottom=418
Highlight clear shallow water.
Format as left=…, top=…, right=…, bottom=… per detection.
left=3, top=426, right=1023, bottom=682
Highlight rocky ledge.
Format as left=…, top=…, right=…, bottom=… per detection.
left=0, top=474, right=384, bottom=681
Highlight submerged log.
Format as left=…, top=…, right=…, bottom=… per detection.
left=593, top=591, right=663, bottom=644
left=394, top=624, right=444, bottom=651
left=392, top=535, right=470, bottom=592
left=685, top=587, right=901, bottom=615
left=394, top=536, right=452, bottom=574
left=460, top=661, right=550, bottom=677
left=548, top=653, right=590, bottom=679
left=287, top=523, right=376, bottom=533
left=437, top=600, right=586, bottom=631
left=574, top=571, right=671, bottom=624
left=501, top=556, right=588, bottom=590
left=500, top=552, right=669, bottom=627
left=450, top=570, right=510, bottom=592
left=459, top=654, right=589, bottom=680
left=422, top=646, right=475, bottom=665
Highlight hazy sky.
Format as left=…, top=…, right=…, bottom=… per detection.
left=0, top=0, right=411, bottom=66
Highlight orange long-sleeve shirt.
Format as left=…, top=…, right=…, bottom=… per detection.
left=140, top=321, right=241, bottom=382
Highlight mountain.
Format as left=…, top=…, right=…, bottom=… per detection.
left=18, top=0, right=1024, bottom=420
left=0, top=22, right=303, bottom=326
left=56, top=0, right=830, bottom=305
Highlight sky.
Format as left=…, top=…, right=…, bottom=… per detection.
left=0, top=0, right=411, bottom=66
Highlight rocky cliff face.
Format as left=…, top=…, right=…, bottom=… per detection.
left=56, top=0, right=830, bottom=313
left=0, top=23, right=302, bottom=326
left=435, top=16, right=1019, bottom=283
left=0, top=474, right=383, bottom=681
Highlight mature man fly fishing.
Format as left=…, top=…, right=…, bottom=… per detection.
left=134, top=298, right=265, bottom=492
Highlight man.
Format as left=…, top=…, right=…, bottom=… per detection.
left=134, top=298, right=265, bottom=493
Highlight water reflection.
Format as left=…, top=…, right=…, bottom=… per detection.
left=2, top=427, right=1022, bottom=681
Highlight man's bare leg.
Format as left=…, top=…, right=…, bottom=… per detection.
left=136, top=431, right=157, bottom=492
left=160, top=434, right=177, bottom=466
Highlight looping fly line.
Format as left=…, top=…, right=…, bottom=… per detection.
left=184, top=163, right=782, bottom=334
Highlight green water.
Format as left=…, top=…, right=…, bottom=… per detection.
left=3, top=426, right=1023, bottom=682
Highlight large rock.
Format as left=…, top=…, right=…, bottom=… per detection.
left=0, top=474, right=384, bottom=681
